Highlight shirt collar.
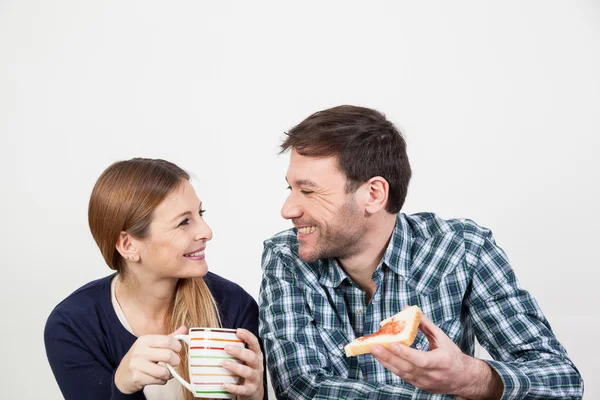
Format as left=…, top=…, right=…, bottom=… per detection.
left=318, top=213, right=413, bottom=288
left=319, top=257, right=348, bottom=288
left=382, top=213, right=412, bottom=279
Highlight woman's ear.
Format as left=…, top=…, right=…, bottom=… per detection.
left=363, top=176, right=389, bottom=215
left=116, top=231, right=139, bottom=263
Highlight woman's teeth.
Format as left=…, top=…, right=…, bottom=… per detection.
left=298, top=226, right=317, bottom=234
left=185, top=250, right=204, bottom=257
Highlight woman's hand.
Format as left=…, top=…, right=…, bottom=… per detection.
left=114, top=326, right=187, bottom=394
left=222, top=328, right=265, bottom=400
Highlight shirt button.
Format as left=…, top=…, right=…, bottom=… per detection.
left=356, top=308, right=364, bottom=315
left=416, top=343, right=424, bottom=350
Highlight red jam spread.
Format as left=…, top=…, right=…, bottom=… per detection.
left=356, top=320, right=406, bottom=342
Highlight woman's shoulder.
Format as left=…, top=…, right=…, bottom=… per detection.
left=202, top=271, right=244, bottom=291
left=203, top=271, right=252, bottom=299
left=45, top=274, right=114, bottom=330
left=203, top=272, right=258, bottom=329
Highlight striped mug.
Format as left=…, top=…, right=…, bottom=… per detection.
left=166, top=327, right=245, bottom=399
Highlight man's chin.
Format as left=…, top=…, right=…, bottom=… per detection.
left=298, top=247, right=320, bottom=263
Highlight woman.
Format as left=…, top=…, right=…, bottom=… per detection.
left=45, top=158, right=265, bottom=400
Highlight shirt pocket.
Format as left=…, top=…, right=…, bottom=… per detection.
left=314, top=326, right=356, bottom=377
left=408, top=234, right=466, bottom=297
left=411, top=330, right=430, bottom=352
left=315, top=326, right=348, bottom=358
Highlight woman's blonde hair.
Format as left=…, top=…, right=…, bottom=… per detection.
left=88, top=158, right=221, bottom=400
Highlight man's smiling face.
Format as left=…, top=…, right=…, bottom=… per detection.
left=281, top=149, right=367, bottom=262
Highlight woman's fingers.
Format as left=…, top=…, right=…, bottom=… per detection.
left=135, top=348, right=180, bottom=366
left=223, top=381, right=258, bottom=397
left=225, top=329, right=264, bottom=369
left=225, top=345, right=259, bottom=367
left=143, top=335, right=182, bottom=353
left=169, top=325, right=188, bottom=337
left=236, top=329, right=261, bottom=353
left=138, top=361, right=172, bottom=382
left=222, top=360, right=253, bottom=379
left=221, top=331, right=264, bottom=400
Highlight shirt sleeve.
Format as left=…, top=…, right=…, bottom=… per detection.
left=464, top=226, right=584, bottom=400
left=259, top=241, right=417, bottom=400
left=44, top=308, right=144, bottom=400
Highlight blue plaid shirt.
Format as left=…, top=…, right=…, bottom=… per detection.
left=259, top=213, right=583, bottom=399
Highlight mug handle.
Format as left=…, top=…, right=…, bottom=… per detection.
left=166, top=334, right=192, bottom=393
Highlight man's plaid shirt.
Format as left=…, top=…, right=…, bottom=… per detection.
left=259, top=213, right=583, bottom=399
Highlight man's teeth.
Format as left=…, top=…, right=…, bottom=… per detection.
left=298, top=226, right=317, bottom=234
left=185, top=250, right=204, bottom=257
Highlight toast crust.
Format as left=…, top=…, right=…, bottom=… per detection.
left=344, top=306, right=423, bottom=357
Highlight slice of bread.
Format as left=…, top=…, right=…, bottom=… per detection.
left=344, top=305, right=423, bottom=357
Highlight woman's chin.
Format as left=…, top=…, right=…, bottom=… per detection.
left=180, top=262, right=209, bottom=279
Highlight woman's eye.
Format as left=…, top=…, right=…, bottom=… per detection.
left=199, top=209, right=206, bottom=217
left=178, top=218, right=191, bottom=227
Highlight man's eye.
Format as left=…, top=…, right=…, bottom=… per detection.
left=300, top=190, right=313, bottom=195
left=178, top=218, right=191, bottom=227
left=286, top=186, right=291, bottom=190
left=199, top=209, right=206, bottom=217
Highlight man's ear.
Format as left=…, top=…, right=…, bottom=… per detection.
left=116, top=231, right=139, bottom=263
left=361, top=176, right=389, bottom=215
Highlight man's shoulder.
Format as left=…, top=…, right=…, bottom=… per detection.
left=261, top=228, right=324, bottom=279
left=403, top=212, right=491, bottom=242
left=263, top=227, right=299, bottom=254
left=265, top=227, right=298, bottom=244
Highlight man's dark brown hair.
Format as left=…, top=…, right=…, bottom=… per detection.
left=281, top=105, right=411, bottom=214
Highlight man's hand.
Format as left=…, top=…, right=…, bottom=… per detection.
left=370, top=315, right=503, bottom=400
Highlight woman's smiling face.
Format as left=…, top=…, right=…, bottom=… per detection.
left=134, top=180, right=213, bottom=279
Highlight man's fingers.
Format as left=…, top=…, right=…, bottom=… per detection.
left=389, top=343, right=429, bottom=369
left=374, top=356, right=402, bottom=376
left=371, top=345, right=414, bottom=376
left=419, top=314, right=448, bottom=347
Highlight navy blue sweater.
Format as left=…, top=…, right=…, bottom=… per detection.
left=45, top=273, right=266, bottom=400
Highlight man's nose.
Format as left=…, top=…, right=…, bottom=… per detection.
left=281, top=193, right=302, bottom=220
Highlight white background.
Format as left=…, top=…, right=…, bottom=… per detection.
left=1, top=1, right=598, bottom=399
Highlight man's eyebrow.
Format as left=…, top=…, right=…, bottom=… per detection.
left=291, top=179, right=318, bottom=188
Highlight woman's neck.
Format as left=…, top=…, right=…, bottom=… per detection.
left=115, top=273, right=178, bottom=336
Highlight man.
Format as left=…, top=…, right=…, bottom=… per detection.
left=258, top=105, right=583, bottom=399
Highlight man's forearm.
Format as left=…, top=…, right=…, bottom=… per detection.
left=276, top=374, right=417, bottom=400
left=456, top=357, right=503, bottom=400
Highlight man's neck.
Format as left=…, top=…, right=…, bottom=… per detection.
left=338, top=213, right=396, bottom=300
